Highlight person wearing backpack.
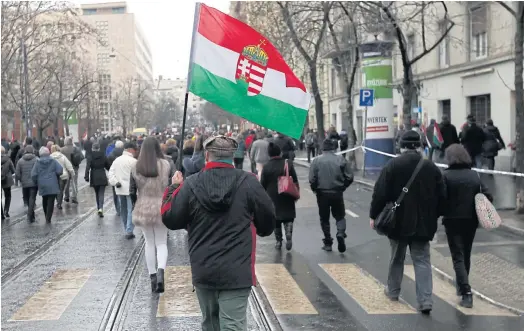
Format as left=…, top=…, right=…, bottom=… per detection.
left=305, top=129, right=318, bottom=163
left=61, top=137, right=83, bottom=204
left=1, top=146, right=16, bottom=220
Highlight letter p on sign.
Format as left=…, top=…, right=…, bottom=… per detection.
left=359, top=89, right=374, bottom=107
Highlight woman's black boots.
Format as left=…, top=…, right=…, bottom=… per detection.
left=156, top=268, right=165, bottom=293
left=150, top=274, right=157, bottom=293
left=284, top=222, right=293, bottom=251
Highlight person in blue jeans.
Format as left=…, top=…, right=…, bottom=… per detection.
left=108, top=142, right=138, bottom=239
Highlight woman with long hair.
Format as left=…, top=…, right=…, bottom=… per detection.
left=442, top=144, right=492, bottom=308
left=130, top=137, right=172, bottom=293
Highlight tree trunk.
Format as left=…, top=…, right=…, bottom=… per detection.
left=64, top=120, right=70, bottom=137
left=402, top=66, right=414, bottom=129
left=309, top=63, right=325, bottom=140
left=515, top=3, right=524, bottom=213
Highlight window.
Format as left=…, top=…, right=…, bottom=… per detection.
left=438, top=21, right=450, bottom=67
left=439, top=99, right=451, bottom=119
left=407, top=34, right=415, bottom=60
left=83, top=8, right=97, bottom=15
left=469, top=94, right=490, bottom=126
left=470, top=6, right=488, bottom=59
left=331, top=113, right=337, bottom=129
left=330, top=67, right=338, bottom=96
left=112, top=7, right=125, bottom=14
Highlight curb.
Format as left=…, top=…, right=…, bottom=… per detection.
left=294, top=158, right=524, bottom=315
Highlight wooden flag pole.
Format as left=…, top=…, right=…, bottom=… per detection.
left=178, top=2, right=201, bottom=171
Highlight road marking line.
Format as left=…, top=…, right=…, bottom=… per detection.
left=345, top=209, right=359, bottom=218
left=10, top=269, right=92, bottom=321
left=157, top=266, right=201, bottom=317
left=256, top=264, right=318, bottom=315
left=320, top=264, right=416, bottom=314
left=403, top=265, right=516, bottom=316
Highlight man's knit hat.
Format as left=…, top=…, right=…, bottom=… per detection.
left=322, top=138, right=337, bottom=151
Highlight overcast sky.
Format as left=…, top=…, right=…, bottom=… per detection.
left=76, top=0, right=231, bottom=80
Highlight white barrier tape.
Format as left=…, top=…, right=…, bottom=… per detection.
left=360, top=146, right=524, bottom=178
left=295, top=145, right=362, bottom=162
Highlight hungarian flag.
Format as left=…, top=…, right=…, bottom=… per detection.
left=188, top=4, right=311, bottom=139
left=432, top=122, right=444, bottom=147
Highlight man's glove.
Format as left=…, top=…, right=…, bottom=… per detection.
left=115, top=182, right=122, bottom=188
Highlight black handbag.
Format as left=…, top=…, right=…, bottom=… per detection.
left=375, top=157, right=425, bottom=236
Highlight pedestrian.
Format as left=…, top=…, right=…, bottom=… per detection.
left=245, top=130, right=257, bottom=173
left=249, top=131, right=270, bottom=177
left=15, top=145, right=39, bottom=222
left=180, top=140, right=195, bottom=177
left=1, top=146, right=16, bottom=219
left=130, top=137, right=171, bottom=292
left=50, top=145, right=75, bottom=210
left=107, top=140, right=125, bottom=215
left=395, top=124, right=406, bottom=154
left=273, top=132, right=296, bottom=161
left=84, top=143, right=109, bottom=217
left=442, top=144, right=493, bottom=308
left=339, top=130, right=349, bottom=152
left=31, top=147, right=63, bottom=223
left=305, top=129, right=318, bottom=163
left=161, top=135, right=275, bottom=330
left=482, top=119, right=505, bottom=171
left=460, top=115, right=485, bottom=168
left=182, top=134, right=206, bottom=176
left=165, top=138, right=179, bottom=167
left=309, top=138, right=353, bottom=253
left=260, top=142, right=299, bottom=250
left=438, top=115, right=459, bottom=163
left=369, top=130, right=446, bottom=315
left=84, top=137, right=95, bottom=161
left=108, top=141, right=138, bottom=238
left=233, top=133, right=246, bottom=170
left=60, top=137, right=83, bottom=204
left=160, top=143, right=177, bottom=177
left=425, top=119, right=437, bottom=161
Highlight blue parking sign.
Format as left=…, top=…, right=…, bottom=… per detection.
left=359, top=89, right=374, bottom=107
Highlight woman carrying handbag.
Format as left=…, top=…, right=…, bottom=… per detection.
left=260, top=142, right=299, bottom=250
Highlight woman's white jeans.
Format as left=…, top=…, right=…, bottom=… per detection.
left=140, top=223, right=168, bottom=275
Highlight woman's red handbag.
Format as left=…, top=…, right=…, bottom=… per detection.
left=278, top=159, right=300, bottom=200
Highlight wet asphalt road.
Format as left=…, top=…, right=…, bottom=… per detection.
left=1, top=160, right=523, bottom=331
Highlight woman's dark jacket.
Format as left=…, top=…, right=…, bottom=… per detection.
left=273, top=135, right=296, bottom=160
left=369, top=151, right=446, bottom=241
left=260, top=157, right=299, bottom=221
left=482, top=125, right=505, bottom=158
left=442, top=164, right=493, bottom=230
left=84, top=151, right=110, bottom=187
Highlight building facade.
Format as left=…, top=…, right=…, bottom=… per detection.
left=80, top=2, right=153, bottom=134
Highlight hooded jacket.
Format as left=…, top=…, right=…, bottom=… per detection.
left=51, top=152, right=75, bottom=180
left=85, top=151, right=109, bottom=187
left=31, top=155, right=63, bottom=196
left=16, top=153, right=38, bottom=187
left=161, top=162, right=275, bottom=290
left=309, top=141, right=353, bottom=193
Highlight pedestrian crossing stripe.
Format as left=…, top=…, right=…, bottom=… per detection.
left=10, top=269, right=92, bottom=321
left=320, top=264, right=416, bottom=314
left=256, top=264, right=318, bottom=314
left=403, top=265, right=516, bottom=316
left=157, top=266, right=201, bottom=317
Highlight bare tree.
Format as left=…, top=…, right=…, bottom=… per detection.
left=152, top=93, right=181, bottom=130
left=363, top=1, right=455, bottom=129
left=112, top=77, right=152, bottom=136
left=200, top=102, right=241, bottom=130
left=278, top=1, right=332, bottom=139
left=498, top=1, right=524, bottom=213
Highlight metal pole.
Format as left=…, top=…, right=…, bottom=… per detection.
left=177, top=92, right=189, bottom=170
left=362, top=106, right=368, bottom=178
left=22, top=38, right=31, bottom=138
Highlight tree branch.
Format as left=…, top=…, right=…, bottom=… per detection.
left=497, top=1, right=517, bottom=17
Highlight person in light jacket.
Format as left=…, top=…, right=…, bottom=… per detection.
left=31, top=147, right=63, bottom=223
left=249, top=131, right=270, bottom=177
left=108, top=141, right=138, bottom=239
left=50, top=145, right=75, bottom=210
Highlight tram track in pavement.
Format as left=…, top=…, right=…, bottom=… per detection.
left=0, top=196, right=112, bottom=288
left=1, top=183, right=90, bottom=232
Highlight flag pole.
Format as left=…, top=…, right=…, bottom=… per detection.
left=178, top=2, right=201, bottom=170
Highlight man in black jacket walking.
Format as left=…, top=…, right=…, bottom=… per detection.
left=370, top=130, right=445, bottom=314
left=309, top=139, right=353, bottom=253
left=161, top=135, right=275, bottom=331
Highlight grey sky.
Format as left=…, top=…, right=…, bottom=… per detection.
left=77, top=0, right=231, bottom=79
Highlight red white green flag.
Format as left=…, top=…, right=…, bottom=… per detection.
left=187, top=4, right=311, bottom=139
left=432, top=122, right=444, bottom=147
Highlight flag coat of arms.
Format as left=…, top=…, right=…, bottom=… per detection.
left=187, top=3, right=311, bottom=139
